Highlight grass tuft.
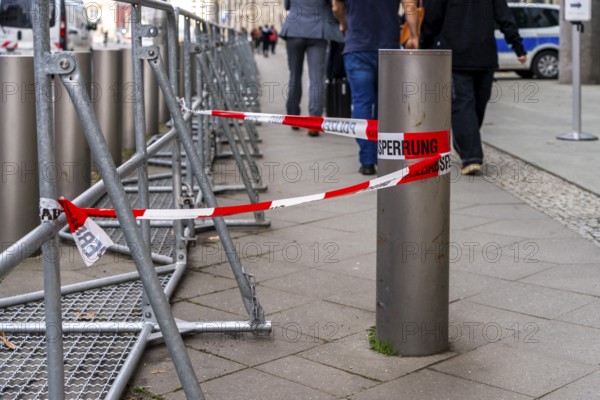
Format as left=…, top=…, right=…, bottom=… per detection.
left=368, top=326, right=398, bottom=356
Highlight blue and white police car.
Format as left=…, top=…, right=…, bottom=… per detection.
left=496, top=3, right=560, bottom=79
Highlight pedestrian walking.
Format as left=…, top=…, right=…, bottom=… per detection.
left=332, top=0, right=419, bottom=175
left=280, top=0, right=344, bottom=136
left=269, top=25, right=278, bottom=54
left=261, top=25, right=271, bottom=57
left=420, top=0, right=527, bottom=175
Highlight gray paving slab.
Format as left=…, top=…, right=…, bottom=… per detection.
left=194, top=256, right=305, bottom=282
left=130, top=344, right=245, bottom=395
left=520, top=263, right=600, bottom=296
left=316, top=252, right=376, bottom=281
left=196, top=286, right=314, bottom=316
left=256, top=355, right=377, bottom=397
left=467, top=281, right=596, bottom=319
left=452, top=253, right=557, bottom=281
left=540, top=370, right=600, bottom=399
left=269, top=300, right=374, bottom=342
left=200, top=368, right=337, bottom=400
left=557, top=300, right=600, bottom=329
left=451, top=176, right=526, bottom=205
left=449, top=270, right=509, bottom=302
left=432, top=343, right=598, bottom=397
left=351, top=369, right=533, bottom=400
left=502, top=320, right=600, bottom=366
left=261, top=268, right=373, bottom=300
left=171, top=271, right=237, bottom=301
left=469, top=217, right=585, bottom=240
left=449, top=300, right=547, bottom=354
left=516, top=237, right=600, bottom=264
left=452, top=203, right=550, bottom=221
left=325, top=288, right=375, bottom=313
left=185, top=325, right=323, bottom=367
left=300, top=332, right=456, bottom=382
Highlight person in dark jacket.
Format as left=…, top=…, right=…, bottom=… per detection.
left=280, top=0, right=345, bottom=136
left=420, top=0, right=527, bottom=175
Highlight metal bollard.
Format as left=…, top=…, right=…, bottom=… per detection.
left=92, top=48, right=123, bottom=166
left=376, top=50, right=452, bottom=356
left=144, top=58, right=159, bottom=136
left=157, top=44, right=170, bottom=123
left=0, top=55, right=40, bottom=250
left=54, top=51, right=92, bottom=200
left=121, top=47, right=136, bottom=151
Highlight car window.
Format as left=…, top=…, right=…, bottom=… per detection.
left=528, top=8, right=558, bottom=28
left=510, top=8, right=529, bottom=29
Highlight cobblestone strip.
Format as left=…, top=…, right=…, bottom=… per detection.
left=481, top=144, right=600, bottom=246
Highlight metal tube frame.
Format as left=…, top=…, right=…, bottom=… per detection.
left=0, top=1, right=275, bottom=398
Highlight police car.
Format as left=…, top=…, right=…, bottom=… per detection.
left=0, top=0, right=95, bottom=55
left=496, top=3, right=560, bottom=79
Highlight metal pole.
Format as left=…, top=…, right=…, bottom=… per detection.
left=0, top=56, right=40, bottom=250
left=557, top=23, right=597, bottom=141
left=121, top=47, right=136, bottom=151
left=31, top=1, right=65, bottom=397
left=92, top=48, right=123, bottom=165
left=376, top=50, right=451, bottom=356
left=56, top=56, right=205, bottom=399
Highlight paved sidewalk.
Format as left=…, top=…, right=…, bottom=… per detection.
left=125, top=48, right=600, bottom=399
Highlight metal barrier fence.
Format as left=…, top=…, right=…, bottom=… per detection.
left=0, top=0, right=271, bottom=398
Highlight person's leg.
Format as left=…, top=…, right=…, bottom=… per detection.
left=344, top=52, right=378, bottom=170
left=305, top=39, right=328, bottom=117
left=285, top=37, right=306, bottom=116
left=474, top=69, right=495, bottom=129
left=451, top=70, right=483, bottom=168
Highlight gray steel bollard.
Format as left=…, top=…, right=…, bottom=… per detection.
left=158, top=44, right=170, bottom=123
left=92, top=48, right=123, bottom=166
left=0, top=55, right=40, bottom=250
left=121, top=47, right=136, bottom=151
left=376, top=50, right=452, bottom=356
left=144, top=58, right=159, bottom=136
left=54, top=51, right=92, bottom=200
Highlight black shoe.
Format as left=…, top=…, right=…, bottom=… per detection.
left=291, top=126, right=300, bottom=131
left=307, top=130, right=320, bottom=137
left=359, top=164, right=376, bottom=175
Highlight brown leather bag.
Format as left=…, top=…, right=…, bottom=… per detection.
left=400, top=1, right=424, bottom=47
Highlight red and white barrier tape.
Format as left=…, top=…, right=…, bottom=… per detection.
left=54, top=153, right=451, bottom=265
left=178, top=99, right=450, bottom=157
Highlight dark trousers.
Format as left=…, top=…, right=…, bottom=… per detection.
left=451, top=69, right=495, bottom=166
left=285, top=37, right=327, bottom=117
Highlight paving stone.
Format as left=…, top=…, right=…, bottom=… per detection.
left=311, top=208, right=377, bottom=234
left=325, top=287, right=375, bottom=313
left=300, top=332, right=456, bottom=382
left=351, top=369, right=533, bottom=400
left=467, top=281, right=595, bottom=319
left=521, top=263, right=600, bottom=296
left=557, top=300, right=600, bottom=329
left=515, top=237, right=600, bottom=265
left=449, top=270, right=509, bottom=302
left=130, top=344, right=245, bottom=395
left=449, top=300, right=547, bottom=354
left=452, top=252, right=557, bottom=281
left=194, top=256, right=305, bottom=282
left=540, top=370, right=600, bottom=399
left=262, top=268, right=373, bottom=300
left=451, top=178, right=524, bottom=205
left=317, top=251, right=375, bottom=281
left=470, top=218, right=583, bottom=240
left=186, top=324, right=323, bottom=367
left=503, top=320, right=600, bottom=365
left=452, top=203, right=548, bottom=221
left=451, top=229, right=529, bottom=249
left=256, top=355, right=377, bottom=397
left=200, top=368, right=336, bottom=400
left=171, top=298, right=247, bottom=320
left=432, top=343, right=597, bottom=397
left=196, top=286, right=314, bottom=316
left=269, top=300, right=374, bottom=342
left=450, top=214, right=499, bottom=230
left=171, top=271, right=237, bottom=301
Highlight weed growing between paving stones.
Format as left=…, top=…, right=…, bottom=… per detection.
left=368, top=326, right=398, bottom=356
left=125, top=386, right=164, bottom=400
